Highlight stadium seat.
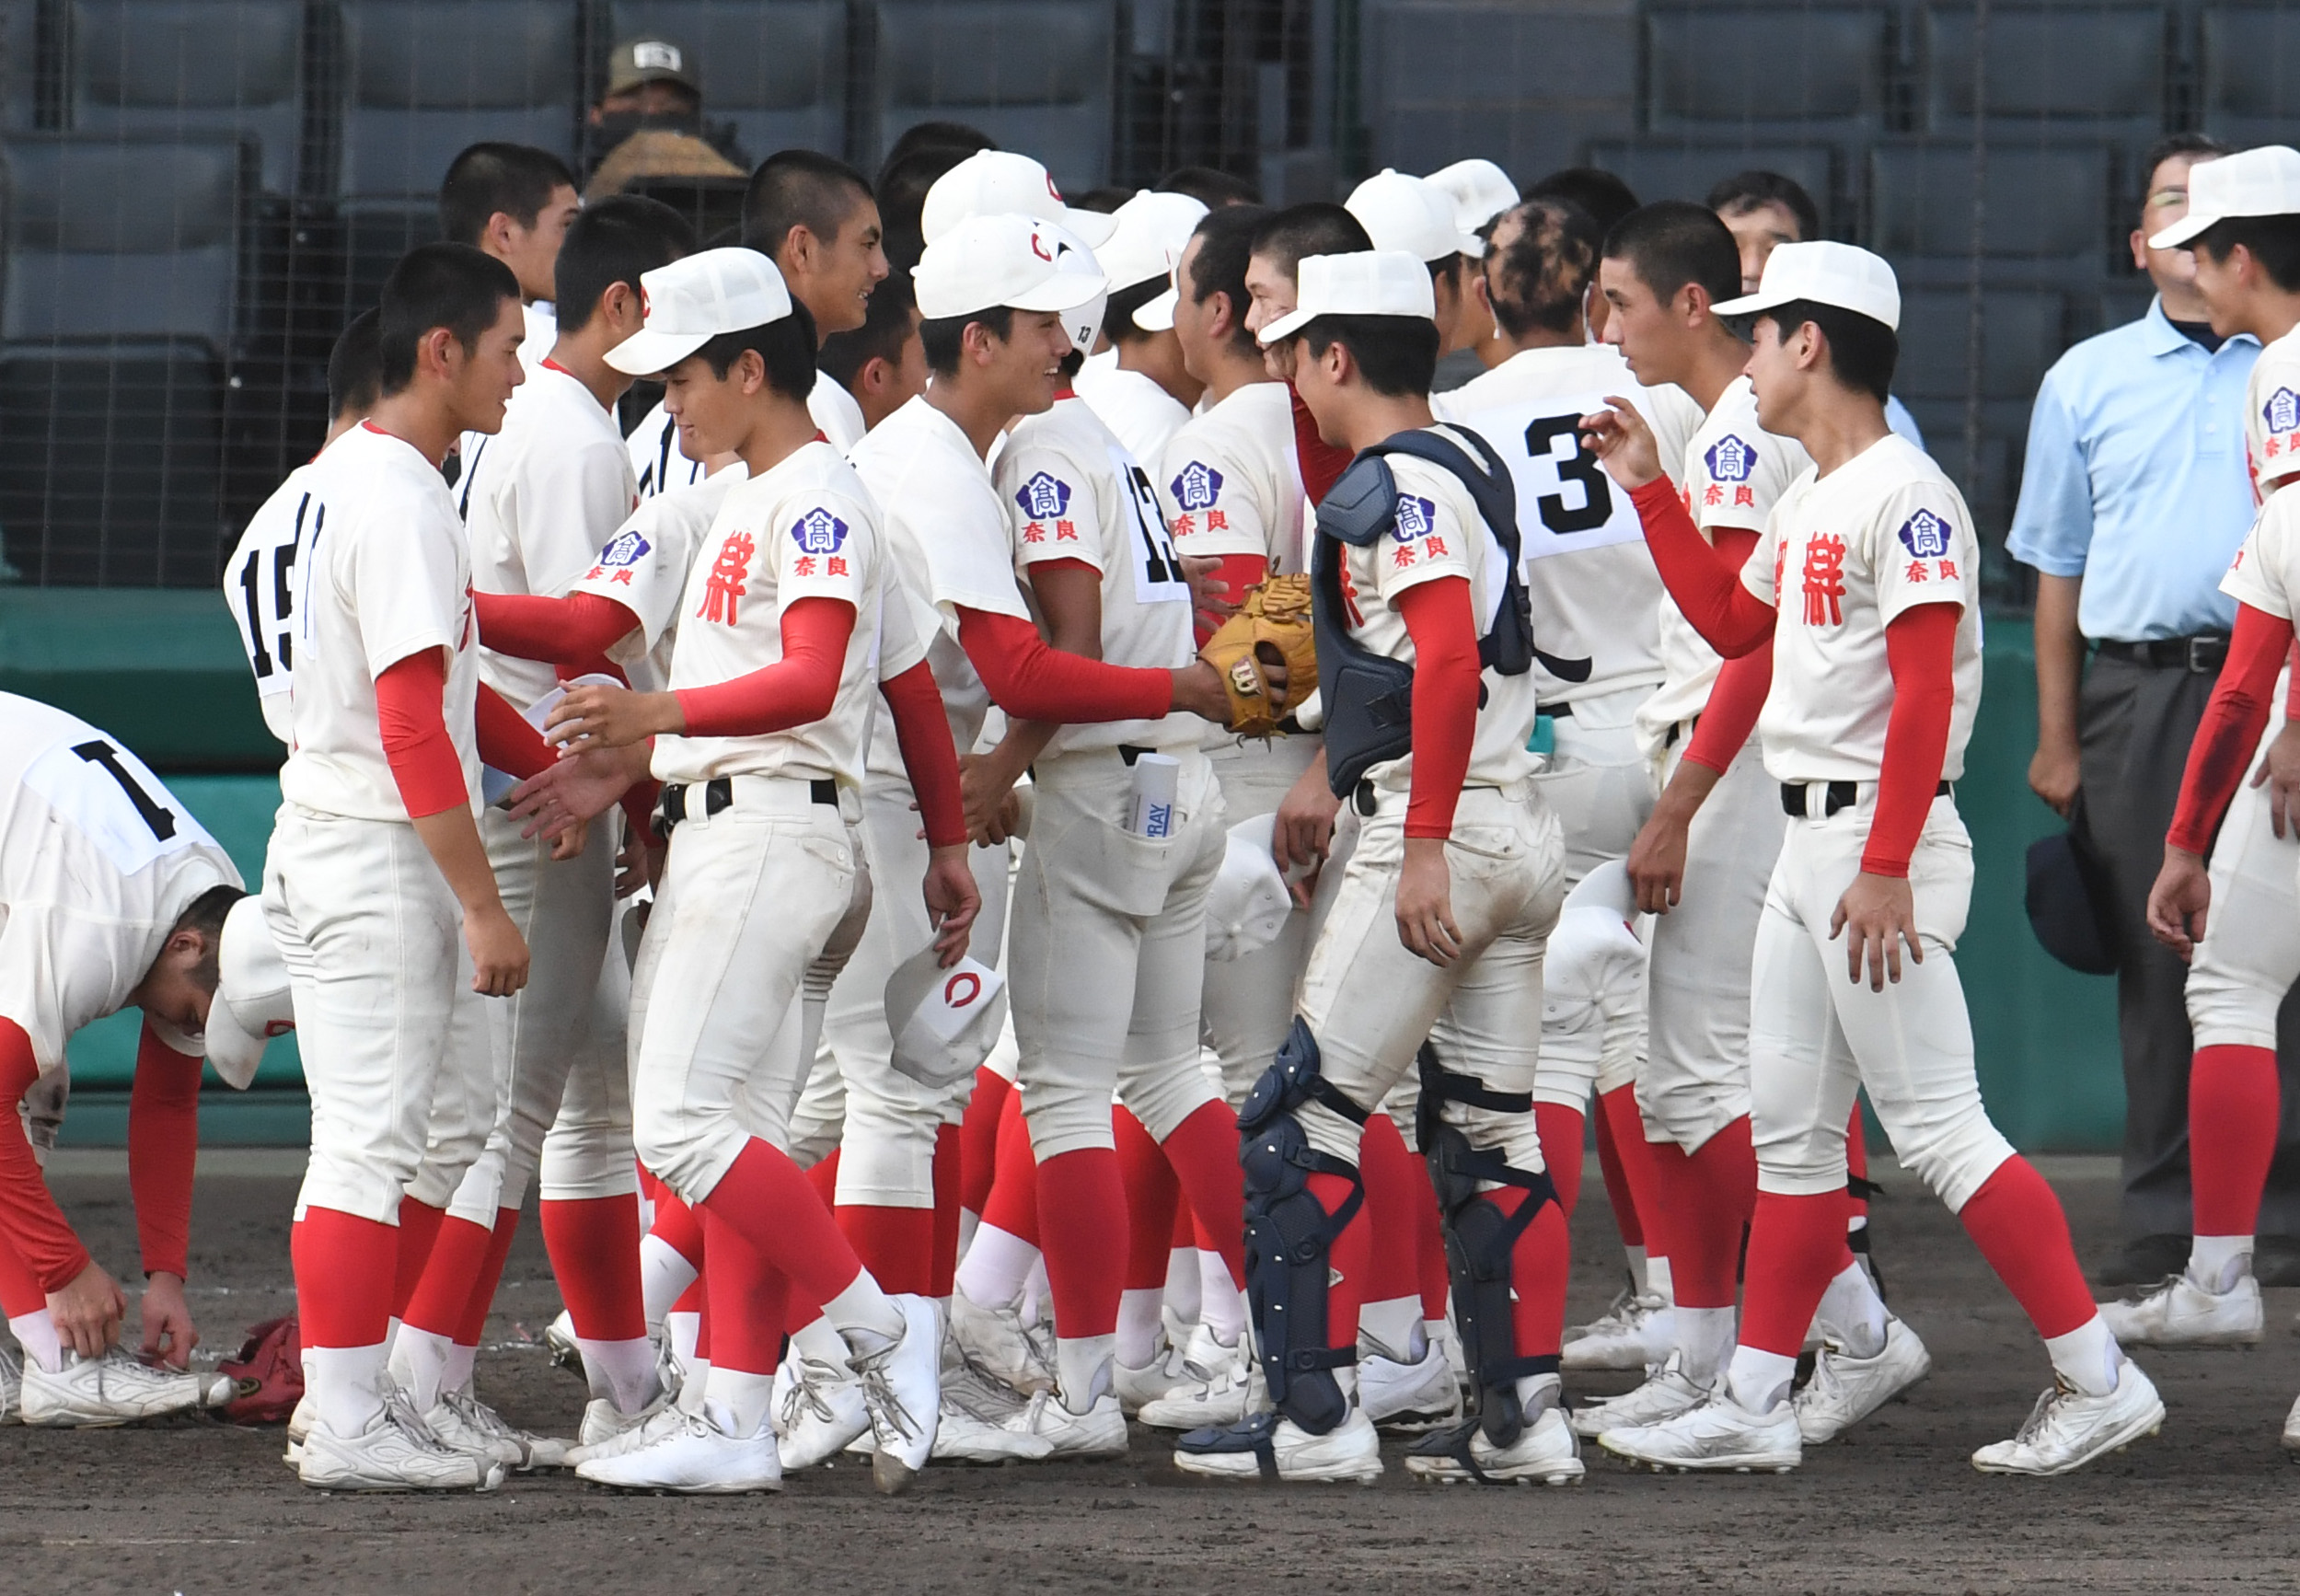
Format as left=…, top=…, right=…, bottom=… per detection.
left=875, top=0, right=1114, bottom=191
left=1894, top=286, right=2071, bottom=401
left=65, top=0, right=307, bottom=194
left=606, top=0, right=845, bottom=167
left=1867, top=143, right=2114, bottom=277
left=1920, top=5, right=2167, bottom=139
left=1582, top=142, right=1837, bottom=230
left=3, top=0, right=39, bottom=128
left=1644, top=6, right=1890, bottom=135
left=2201, top=6, right=2300, bottom=146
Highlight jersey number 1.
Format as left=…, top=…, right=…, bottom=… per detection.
left=73, top=741, right=176, bottom=841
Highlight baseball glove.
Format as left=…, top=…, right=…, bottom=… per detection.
left=1198, top=573, right=1315, bottom=737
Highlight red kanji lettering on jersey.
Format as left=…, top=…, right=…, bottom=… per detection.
left=1023, top=522, right=1046, bottom=544
left=1056, top=519, right=1079, bottom=541
left=1172, top=513, right=1196, bottom=537
left=697, top=530, right=755, bottom=624
left=1905, top=561, right=1929, bottom=584
left=1393, top=543, right=1417, bottom=569
left=1426, top=535, right=1448, bottom=559
left=1206, top=509, right=1229, bottom=530
left=793, top=554, right=817, bottom=577
left=1339, top=562, right=1365, bottom=628
left=827, top=555, right=849, bottom=577
left=1937, top=559, right=1957, bottom=581
left=584, top=564, right=606, bottom=581
left=611, top=569, right=634, bottom=585
left=2271, top=435, right=2285, bottom=458
left=1704, top=483, right=1725, bottom=506
left=1800, top=533, right=1847, bottom=626
left=1733, top=485, right=1755, bottom=508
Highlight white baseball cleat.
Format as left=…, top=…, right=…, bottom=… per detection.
left=575, top=1406, right=783, bottom=1494
left=1358, top=1337, right=1462, bottom=1430
left=1598, top=1389, right=1803, bottom=1474
left=773, top=1349, right=869, bottom=1470
left=2281, top=1393, right=2300, bottom=1459
left=1405, top=1400, right=1583, bottom=1485
left=998, top=1390, right=1129, bottom=1459
left=1173, top=1406, right=1383, bottom=1484
left=0, top=1344, right=19, bottom=1423
left=1561, top=1290, right=1672, bottom=1372
left=2098, top=1271, right=2263, bottom=1347
left=298, top=1388, right=505, bottom=1492
left=949, top=1289, right=1056, bottom=1396
left=853, top=1295, right=942, bottom=1493
left=1795, top=1316, right=1932, bottom=1444
left=1569, top=1353, right=1710, bottom=1439
left=18, top=1347, right=214, bottom=1427
left=1137, top=1324, right=1254, bottom=1430
left=1114, top=1334, right=1196, bottom=1417
left=567, top=1390, right=678, bottom=1464
left=429, top=1389, right=572, bottom=1470
left=932, top=1356, right=1053, bottom=1463
left=543, top=1310, right=583, bottom=1376
left=1970, top=1359, right=2164, bottom=1476
left=1427, top=1316, right=1468, bottom=1393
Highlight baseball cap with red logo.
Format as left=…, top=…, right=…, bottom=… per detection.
left=920, top=150, right=1119, bottom=249
left=911, top=213, right=1107, bottom=324
left=605, top=246, right=793, bottom=376
left=884, top=947, right=1007, bottom=1088
left=203, top=895, right=294, bottom=1090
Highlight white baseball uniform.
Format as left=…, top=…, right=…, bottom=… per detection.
left=1074, top=355, right=1192, bottom=471
left=2247, top=323, right=2300, bottom=498
left=626, top=372, right=866, bottom=499
left=995, top=394, right=1226, bottom=1160
left=225, top=452, right=335, bottom=746
left=1738, top=434, right=2012, bottom=1211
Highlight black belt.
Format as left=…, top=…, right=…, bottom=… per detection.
left=1781, top=780, right=1951, bottom=818
left=2095, top=634, right=2228, bottom=673
left=656, top=776, right=837, bottom=835
left=1664, top=713, right=1697, bottom=749
left=1538, top=700, right=1571, bottom=720
left=1118, top=744, right=1152, bottom=767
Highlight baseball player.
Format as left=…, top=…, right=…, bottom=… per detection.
left=528, top=248, right=962, bottom=1495
left=1582, top=240, right=2161, bottom=1476
left=817, top=273, right=929, bottom=436
left=386, top=195, right=697, bottom=1462
left=1570, top=202, right=1918, bottom=1445
left=1424, top=158, right=1520, bottom=389
left=0, top=693, right=271, bottom=1427
left=1174, top=249, right=1575, bottom=1485
left=628, top=151, right=890, bottom=497
left=1073, top=189, right=1209, bottom=466
left=267, top=242, right=533, bottom=1493
left=1344, top=170, right=1478, bottom=357
left=2119, top=148, right=2300, bottom=1379
left=439, top=143, right=580, bottom=380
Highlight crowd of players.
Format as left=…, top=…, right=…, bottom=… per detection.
left=11, top=119, right=2300, bottom=1494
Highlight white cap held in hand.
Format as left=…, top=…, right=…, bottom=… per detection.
left=922, top=150, right=1119, bottom=248
left=605, top=247, right=792, bottom=376
left=1257, top=249, right=1438, bottom=345
left=1713, top=239, right=1901, bottom=332
left=1346, top=168, right=1482, bottom=262
left=2149, top=145, right=2300, bottom=249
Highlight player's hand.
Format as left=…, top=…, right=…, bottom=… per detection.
left=465, top=902, right=531, bottom=997
left=1627, top=807, right=1692, bottom=914
left=49, top=1259, right=127, bottom=1359
left=1273, top=754, right=1340, bottom=906
left=1829, top=872, right=1923, bottom=991
left=2253, top=722, right=2300, bottom=839
left=1173, top=657, right=1288, bottom=723
left=508, top=744, right=643, bottom=839
left=922, top=843, right=982, bottom=967
left=614, top=823, right=663, bottom=898
left=960, top=753, right=1022, bottom=846
left=2027, top=739, right=2080, bottom=819
left=2146, top=844, right=2212, bottom=960
left=1181, top=553, right=1239, bottom=632
left=1578, top=397, right=1664, bottom=491
left=545, top=683, right=682, bottom=750
left=138, top=1270, right=199, bottom=1370
left=1396, top=837, right=1462, bottom=966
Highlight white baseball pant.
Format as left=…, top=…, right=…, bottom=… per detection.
left=1531, top=684, right=1661, bottom=886
left=1749, top=791, right=2016, bottom=1211
left=539, top=925, right=638, bottom=1202
left=2187, top=667, right=2300, bottom=1050
left=1535, top=901, right=1648, bottom=1116
left=1201, top=734, right=1321, bottom=1104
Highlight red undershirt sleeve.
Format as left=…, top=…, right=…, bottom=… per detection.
left=1196, top=553, right=1270, bottom=646
left=375, top=651, right=468, bottom=819
left=1863, top=603, right=1960, bottom=877
left=0, top=1022, right=88, bottom=1291
left=474, top=683, right=553, bottom=781
left=1680, top=527, right=1771, bottom=776
left=1629, top=477, right=1774, bottom=657
left=880, top=660, right=967, bottom=849
left=671, top=597, right=854, bottom=738
left=2284, top=639, right=2300, bottom=721
left=1290, top=385, right=1354, bottom=507
left=1394, top=576, right=1480, bottom=840
left=954, top=607, right=1175, bottom=724
left=2169, top=601, right=2294, bottom=855
left=127, top=1017, right=200, bottom=1280
left=472, top=591, right=641, bottom=665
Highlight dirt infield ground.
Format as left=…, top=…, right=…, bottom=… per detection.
left=6, top=1151, right=2297, bottom=1595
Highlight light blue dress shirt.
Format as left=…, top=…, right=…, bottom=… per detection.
left=2006, top=297, right=2260, bottom=642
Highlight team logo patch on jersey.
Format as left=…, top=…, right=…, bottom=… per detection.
left=1016, top=471, right=1073, bottom=520
left=2269, top=387, right=2300, bottom=434
left=596, top=528, right=651, bottom=568
left=1896, top=509, right=1952, bottom=560
left=1391, top=494, right=1440, bottom=542
left=1170, top=460, right=1224, bottom=511
left=791, top=508, right=849, bottom=556
left=1704, top=434, right=1756, bottom=483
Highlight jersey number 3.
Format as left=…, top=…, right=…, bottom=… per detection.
left=1523, top=414, right=1615, bottom=535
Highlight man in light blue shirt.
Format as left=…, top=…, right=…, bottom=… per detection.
left=2008, top=133, right=2300, bottom=1286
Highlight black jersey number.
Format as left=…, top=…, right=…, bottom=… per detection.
left=234, top=492, right=316, bottom=678
left=1124, top=462, right=1183, bottom=587
left=1523, top=413, right=1615, bottom=535
left=73, top=741, right=176, bottom=840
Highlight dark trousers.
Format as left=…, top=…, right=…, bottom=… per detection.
left=2080, top=651, right=2300, bottom=1240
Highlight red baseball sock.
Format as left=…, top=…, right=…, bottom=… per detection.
left=649, top=1185, right=704, bottom=1267
left=1305, top=1171, right=1369, bottom=1353
left=1171, top=1192, right=1196, bottom=1250
left=1485, top=1186, right=1570, bottom=1359
left=1413, top=1155, right=1450, bottom=1321
left=540, top=1195, right=646, bottom=1342
left=692, top=1273, right=711, bottom=1363
left=391, top=1198, right=445, bottom=1320
left=960, top=1067, right=1011, bottom=1218
left=2191, top=1044, right=2280, bottom=1236
left=1535, top=1104, right=1584, bottom=1220
left=1156, top=1100, right=1246, bottom=1288
left=1737, top=1189, right=1851, bottom=1357
left=1958, top=1157, right=2096, bottom=1339
left=1115, top=1108, right=1179, bottom=1292
left=1846, top=1104, right=1871, bottom=1226
left=455, top=1206, right=520, bottom=1348
left=698, top=1138, right=868, bottom=1309
left=400, top=1213, right=493, bottom=1337
left=836, top=1205, right=935, bottom=1298
left=294, top=1207, right=398, bottom=1349
left=804, top=1149, right=840, bottom=1209
left=1645, top=1117, right=1758, bottom=1310
left=1358, top=1113, right=1425, bottom=1305
left=1036, top=1147, right=1126, bottom=1338
left=699, top=1204, right=792, bottom=1378
left=1596, top=1087, right=1659, bottom=1262
left=673, top=1271, right=706, bottom=1315
left=980, top=1089, right=1041, bottom=1245
left=1592, top=1097, right=1641, bottom=1248
left=931, top=1123, right=965, bottom=1299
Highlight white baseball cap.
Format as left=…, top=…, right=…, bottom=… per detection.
left=884, top=946, right=1007, bottom=1089
left=1346, top=168, right=1481, bottom=263
left=1425, top=158, right=1520, bottom=249
left=912, top=213, right=1108, bottom=323
left=1096, top=190, right=1209, bottom=295
left=1713, top=239, right=1901, bottom=331
left=1207, top=817, right=1296, bottom=962
left=203, top=895, right=293, bottom=1091
left=1257, top=249, right=1437, bottom=345
left=606, top=247, right=792, bottom=376
left=921, top=150, right=1118, bottom=248
left=2149, top=145, right=2300, bottom=249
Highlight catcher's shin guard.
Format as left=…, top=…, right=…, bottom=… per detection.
left=1416, top=1041, right=1558, bottom=1448
left=1237, top=1017, right=1372, bottom=1436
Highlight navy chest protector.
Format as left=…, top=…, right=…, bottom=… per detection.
left=1312, top=425, right=1568, bottom=797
